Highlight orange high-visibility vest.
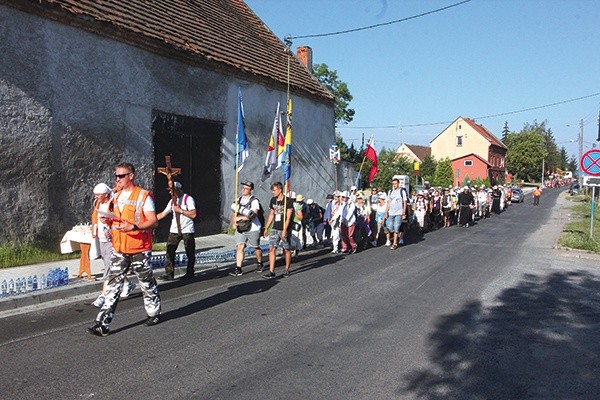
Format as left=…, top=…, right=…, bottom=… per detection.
left=112, top=186, right=153, bottom=254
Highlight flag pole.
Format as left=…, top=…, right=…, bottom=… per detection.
left=283, top=35, right=292, bottom=229
left=354, top=135, right=371, bottom=188
left=234, top=88, right=240, bottom=220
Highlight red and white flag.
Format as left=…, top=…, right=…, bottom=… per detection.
left=365, top=137, right=378, bottom=182
left=264, top=102, right=284, bottom=176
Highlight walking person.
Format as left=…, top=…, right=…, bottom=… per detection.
left=263, top=182, right=294, bottom=279
left=339, top=191, right=358, bottom=253
left=326, top=191, right=343, bottom=253
left=457, top=186, right=475, bottom=227
left=533, top=186, right=542, bottom=205
left=306, top=199, right=325, bottom=247
left=157, top=181, right=197, bottom=280
left=229, top=181, right=264, bottom=276
left=88, top=162, right=161, bottom=337
left=386, top=178, right=408, bottom=250
left=91, top=183, right=135, bottom=308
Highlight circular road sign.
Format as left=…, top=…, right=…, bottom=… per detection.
left=581, top=149, right=600, bottom=176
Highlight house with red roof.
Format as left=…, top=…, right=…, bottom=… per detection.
left=451, top=153, right=492, bottom=186
left=430, top=117, right=507, bottom=185
left=395, top=144, right=431, bottom=164
left=0, top=0, right=335, bottom=243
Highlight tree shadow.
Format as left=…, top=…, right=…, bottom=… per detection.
left=400, top=271, right=600, bottom=399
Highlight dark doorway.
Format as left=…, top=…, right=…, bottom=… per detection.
left=152, top=111, right=223, bottom=241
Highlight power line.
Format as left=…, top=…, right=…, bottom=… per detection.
left=335, top=91, right=600, bottom=130
left=291, top=0, right=472, bottom=40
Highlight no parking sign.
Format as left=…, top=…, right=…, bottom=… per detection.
left=580, top=149, right=600, bottom=176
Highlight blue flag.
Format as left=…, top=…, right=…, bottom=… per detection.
left=235, top=87, right=248, bottom=172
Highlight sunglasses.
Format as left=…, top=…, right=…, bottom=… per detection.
left=114, top=173, right=130, bottom=179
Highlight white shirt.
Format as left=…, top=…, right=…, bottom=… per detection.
left=162, top=194, right=195, bottom=234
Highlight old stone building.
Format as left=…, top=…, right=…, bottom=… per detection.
left=0, top=0, right=336, bottom=244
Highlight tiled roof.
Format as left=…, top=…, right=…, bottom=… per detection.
left=6, top=0, right=333, bottom=103
left=405, top=144, right=431, bottom=162
left=462, top=118, right=507, bottom=149
left=451, top=152, right=492, bottom=166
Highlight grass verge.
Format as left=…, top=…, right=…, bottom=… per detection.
left=559, top=194, right=600, bottom=253
left=0, top=243, right=79, bottom=269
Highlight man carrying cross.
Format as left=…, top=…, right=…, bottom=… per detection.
left=157, top=181, right=197, bottom=280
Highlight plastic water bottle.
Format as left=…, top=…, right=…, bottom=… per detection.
left=64, top=267, right=69, bottom=285
left=32, top=275, right=38, bottom=291
left=27, top=276, right=33, bottom=292
left=40, top=274, right=46, bottom=290
left=15, top=277, right=21, bottom=294
left=1, top=280, right=7, bottom=297
left=47, top=270, right=54, bottom=288
left=103, top=226, right=111, bottom=242
left=8, top=278, right=14, bottom=295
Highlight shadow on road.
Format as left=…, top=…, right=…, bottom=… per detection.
left=400, top=270, right=600, bottom=399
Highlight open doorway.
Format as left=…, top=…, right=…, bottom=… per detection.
left=152, top=110, right=223, bottom=241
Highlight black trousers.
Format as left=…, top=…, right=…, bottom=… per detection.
left=165, top=232, right=196, bottom=277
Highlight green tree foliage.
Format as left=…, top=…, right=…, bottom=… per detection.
left=335, top=134, right=358, bottom=162
left=432, top=157, right=454, bottom=188
left=559, top=146, right=569, bottom=170
left=567, top=155, right=578, bottom=174
left=502, top=121, right=510, bottom=143
left=313, top=63, right=355, bottom=125
left=420, top=155, right=437, bottom=183
left=369, top=149, right=412, bottom=190
left=505, top=128, right=547, bottom=182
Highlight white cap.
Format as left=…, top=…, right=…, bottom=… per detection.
left=350, top=185, right=357, bottom=191
left=93, top=183, right=112, bottom=194
left=174, top=181, right=182, bottom=189
left=307, top=199, right=314, bottom=205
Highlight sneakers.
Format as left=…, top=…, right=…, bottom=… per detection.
left=145, top=316, right=160, bottom=326
left=331, top=249, right=340, bottom=254
left=92, top=295, right=105, bottom=308
left=283, top=269, right=290, bottom=277
left=120, top=281, right=136, bottom=298
left=229, top=267, right=243, bottom=277
left=263, top=271, right=276, bottom=280
left=87, top=323, right=109, bottom=337
left=370, top=240, right=377, bottom=247
left=385, top=240, right=391, bottom=246
left=255, top=263, right=264, bottom=273
left=398, top=239, right=405, bottom=245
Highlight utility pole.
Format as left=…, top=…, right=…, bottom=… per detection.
left=579, top=119, right=584, bottom=188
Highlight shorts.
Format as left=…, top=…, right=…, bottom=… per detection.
left=268, top=229, right=291, bottom=250
left=234, top=229, right=261, bottom=248
left=386, top=214, right=403, bottom=233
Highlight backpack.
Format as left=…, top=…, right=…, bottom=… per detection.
left=238, top=195, right=265, bottom=228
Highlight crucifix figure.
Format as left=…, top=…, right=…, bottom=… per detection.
left=157, top=155, right=182, bottom=237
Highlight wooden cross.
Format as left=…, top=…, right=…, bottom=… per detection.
left=157, top=155, right=183, bottom=237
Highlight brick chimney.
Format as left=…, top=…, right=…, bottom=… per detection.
left=297, top=46, right=313, bottom=73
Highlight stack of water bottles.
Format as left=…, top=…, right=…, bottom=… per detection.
left=0, top=267, right=69, bottom=297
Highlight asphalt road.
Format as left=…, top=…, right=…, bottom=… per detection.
left=1, top=187, right=599, bottom=400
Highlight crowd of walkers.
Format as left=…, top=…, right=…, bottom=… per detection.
left=264, top=178, right=525, bottom=261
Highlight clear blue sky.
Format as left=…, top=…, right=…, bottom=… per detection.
left=245, top=0, right=600, bottom=159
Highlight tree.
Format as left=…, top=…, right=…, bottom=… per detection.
left=502, top=121, right=510, bottom=143
left=432, top=157, right=454, bottom=188
left=505, top=130, right=547, bottom=182
left=420, top=155, right=437, bottom=184
left=313, top=63, right=355, bottom=125
left=370, top=148, right=412, bottom=190
left=559, top=146, right=569, bottom=171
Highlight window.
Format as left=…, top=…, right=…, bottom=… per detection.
left=456, top=136, right=463, bottom=146
left=464, top=160, right=473, bottom=167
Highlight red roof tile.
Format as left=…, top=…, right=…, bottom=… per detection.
left=7, top=0, right=333, bottom=103
left=404, top=144, right=431, bottom=162
left=462, top=118, right=507, bottom=149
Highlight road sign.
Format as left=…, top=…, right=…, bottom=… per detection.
left=583, top=176, right=600, bottom=187
left=580, top=149, right=600, bottom=176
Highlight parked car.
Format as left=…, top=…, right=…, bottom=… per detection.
left=511, top=188, right=524, bottom=203
left=569, top=182, right=580, bottom=195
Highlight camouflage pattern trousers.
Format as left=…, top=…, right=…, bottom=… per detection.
left=95, top=250, right=161, bottom=328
